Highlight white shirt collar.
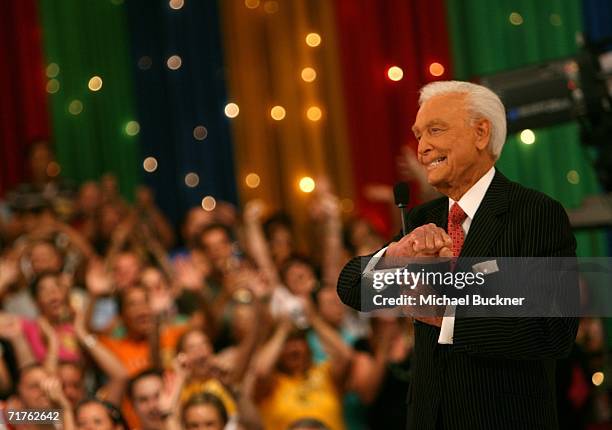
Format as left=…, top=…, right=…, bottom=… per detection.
left=448, top=166, right=496, bottom=220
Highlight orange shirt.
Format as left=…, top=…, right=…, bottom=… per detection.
left=100, top=325, right=186, bottom=376
left=100, top=324, right=187, bottom=429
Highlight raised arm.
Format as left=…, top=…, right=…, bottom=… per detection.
left=316, top=192, right=345, bottom=289
left=0, top=313, right=36, bottom=369
left=38, top=317, right=59, bottom=375
left=303, top=298, right=353, bottom=387
left=243, top=201, right=281, bottom=287
left=74, top=307, right=128, bottom=406
left=252, top=319, right=292, bottom=384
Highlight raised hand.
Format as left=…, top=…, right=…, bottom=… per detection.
left=364, top=184, right=394, bottom=204
left=85, top=259, right=113, bottom=297
left=41, top=376, right=70, bottom=407
left=243, top=199, right=266, bottom=224
left=174, top=257, right=204, bottom=292
left=0, top=257, right=20, bottom=293
left=149, top=287, right=173, bottom=315
left=0, top=313, right=23, bottom=341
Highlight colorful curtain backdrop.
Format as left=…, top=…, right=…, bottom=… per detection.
left=334, top=0, right=453, bottom=236
left=220, top=0, right=354, bottom=245
left=38, top=0, right=139, bottom=200
left=125, top=0, right=237, bottom=224
left=446, top=0, right=607, bottom=257
left=0, top=0, right=49, bottom=196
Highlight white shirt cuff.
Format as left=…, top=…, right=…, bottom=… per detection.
left=438, top=309, right=456, bottom=344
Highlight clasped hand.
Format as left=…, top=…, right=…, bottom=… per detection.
left=386, top=223, right=453, bottom=258
left=385, top=223, right=453, bottom=327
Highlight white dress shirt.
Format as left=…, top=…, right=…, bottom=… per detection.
left=363, top=167, right=496, bottom=344
left=438, top=166, right=495, bottom=343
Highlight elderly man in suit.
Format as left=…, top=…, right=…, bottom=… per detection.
left=337, top=80, right=578, bottom=430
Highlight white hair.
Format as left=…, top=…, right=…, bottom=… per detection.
left=419, top=80, right=507, bottom=161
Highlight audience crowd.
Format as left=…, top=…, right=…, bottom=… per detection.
left=0, top=142, right=608, bottom=429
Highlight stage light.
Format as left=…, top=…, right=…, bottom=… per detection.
left=46, top=79, right=60, bottom=94
left=46, top=162, right=61, bottom=177
left=167, top=55, right=182, bottom=70
left=307, top=106, right=322, bottom=121
left=341, top=198, right=354, bottom=213
left=550, top=13, right=562, bottom=26
left=125, top=121, right=140, bottom=136
left=305, top=33, right=321, bottom=47
left=201, top=196, right=216, bottom=211
left=263, top=1, right=278, bottom=13
left=271, top=105, right=286, bottom=120
left=245, top=173, right=261, bottom=188
left=193, top=125, right=208, bottom=140
left=68, top=100, right=83, bottom=115
left=429, top=62, right=445, bottom=77
left=46, top=63, right=60, bottom=78
left=185, top=173, right=199, bottom=187
left=592, top=372, right=604, bottom=386
left=138, top=56, right=152, bottom=70
left=245, top=0, right=259, bottom=8
left=225, top=103, right=240, bottom=118
left=169, top=0, right=184, bottom=10
left=88, top=76, right=103, bottom=92
left=299, top=176, right=315, bottom=193
left=143, top=157, right=158, bottom=172
left=567, top=170, right=580, bottom=184
left=509, top=12, right=523, bottom=26
left=519, top=129, right=535, bottom=144
left=387, top=66, right=403, bottom=81
left=301, top=67, right=317, bottom=82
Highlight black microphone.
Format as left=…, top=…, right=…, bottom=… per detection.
left=393, top=182, right=410, bottom=236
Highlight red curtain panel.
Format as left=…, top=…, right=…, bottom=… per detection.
left=0, top=0, right=49, bottom=196
left=334, top=0, right=452, bottom=236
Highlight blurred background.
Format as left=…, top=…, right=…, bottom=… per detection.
left=1, top=0, right=612, bottom=429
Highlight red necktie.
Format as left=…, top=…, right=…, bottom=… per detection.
left=448, top=203, right=467, bottom=257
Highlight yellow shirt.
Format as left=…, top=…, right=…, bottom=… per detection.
left=258, top=362, right=345, bottom=430
left=181, top=378, right=237, bottom=416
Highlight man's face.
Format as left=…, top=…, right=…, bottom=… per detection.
left=113, top=253, right=141, bottom=290
left=18, top=367, right=52, bottom=409
left=413, top=93, right=492, bottom=195
left=132, top=375, right=164, bottom=430
left=200, top=228, right=232, bottom=270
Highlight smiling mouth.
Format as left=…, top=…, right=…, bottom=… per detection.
left=427, top=157, right=447, bottom=170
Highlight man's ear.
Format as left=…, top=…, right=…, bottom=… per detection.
left=474, top=119, right=491, bottom=150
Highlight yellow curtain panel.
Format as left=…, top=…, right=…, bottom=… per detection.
left=220, top=0, right=353, bottom=242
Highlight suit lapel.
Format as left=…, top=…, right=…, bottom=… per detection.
left=459, top=170, right=510, bottom=258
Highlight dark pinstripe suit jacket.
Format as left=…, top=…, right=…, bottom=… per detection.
left=337, top=170, right=578, bottom=430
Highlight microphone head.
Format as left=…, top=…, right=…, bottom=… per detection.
left=393, top=182, right=410, bottom=207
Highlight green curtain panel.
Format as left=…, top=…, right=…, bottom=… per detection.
left=39, top=0, right=139, bottom=199
left=446, top=0, right=607, bottom=257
